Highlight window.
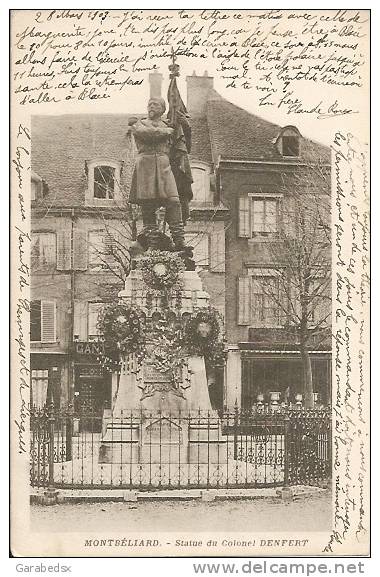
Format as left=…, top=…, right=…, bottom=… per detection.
left=252, top=199, right=278, bottom=236
left=238, top=195, right=281, bottom=239
left=293, top=197, right=331, bottom=243
left=308, top=277, right=331, bottom=327
left=31, top=370, right=49, bottom=408
left=30, top=300, right=56, bottom=343
left=88, top=230, right=120, bottom=272
left=276, top=126, right=301, bottom=158
left=94, top=165, right=115, bottom=199
left=185, top=233, right=209, bottom=267
left=237, top=273, right=283, bottom=327
left=88, top=231, right=107, bottom=269
left=85, top=159, right=122, bottom=205
left=31, top=232, right=56, bottom=269
left=282, top=135, right=299, bottom=157
left=191, top=163, right=213, bottom=204
left=88, top=303, right=104, bottom=339
left=251, top=277, right=281, bottom=327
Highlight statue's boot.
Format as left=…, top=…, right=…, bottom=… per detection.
left=169, top=221, right=189, bottom=252
left=142, top=225, right=161, bottom=251
left=169, top=221, right=195, bottom=274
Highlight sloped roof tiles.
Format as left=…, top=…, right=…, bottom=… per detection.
left=31, top=89, right=329, bottom=207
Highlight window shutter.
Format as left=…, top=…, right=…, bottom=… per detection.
left=104, top=232, right=114, bottom=255
left=106, top=231, right=124, bottom=271
left=73, top=230, right=88, bottom=270
left=238, top=196, right=250, bottom=237
left=73, top=301, right=88, bottom=341
left=31, top=370, right=49, bottom=409
left=57, top=230, right=72, bottom=270
left=30, top=300, right=42, bottom=342
left=88, top=303, right=104, bottom=337
left=237, top=276, right=251, bottom=325
left=282, top=199, right=291, bottom=236
left=277, top=279, right=286, bottom=326
left=290, top=285, right=302, bottom=324
left=210, top=230, right=225, bottom=272
left=41, top=301, right=56, bottom=343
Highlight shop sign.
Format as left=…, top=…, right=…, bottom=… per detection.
left=78, top=365, right=103, bottom=378
left=75, top=341, right=105, bottom=356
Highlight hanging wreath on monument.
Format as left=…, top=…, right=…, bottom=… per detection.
left=96, top=303, right=146, bottom=372
left=183, top=307, right=225, bottom=366
left=137, top=250, right=185, bottom=292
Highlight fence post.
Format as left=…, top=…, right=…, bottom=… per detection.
left=279, top=414, right=293, bottom=501
left=283, top=414, right=290, bottom=487
left=233, top=401, right=239, bottom=460
left=65, top=403, right=73, bottom=462
left=42, top=401, right=58, bottom=505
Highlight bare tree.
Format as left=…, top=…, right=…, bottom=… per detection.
left=255, top=163, right=331, bottom=408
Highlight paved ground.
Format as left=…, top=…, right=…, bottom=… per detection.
left=31, top=490, right=331, bottom=533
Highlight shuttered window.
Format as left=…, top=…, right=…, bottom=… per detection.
left=308, top=278, right=330, bottom=326
left=31, top=370, right=49, bottom=408
left=73, top=230, right=88, bottom=270
left=41, top=301, right=56, bottom=342
left=30, top=300, right=56, bottom=342
left=57, top=230, right=71, bottom=270
left=31, top=232, right=56, bottom=269
left=238, top=196, right=250, bottom=237
left=88, top=231, right=106, bottom=269
left=237, top=275, right=284, bottom=328
left=251, top=277, right=281, bottom=327
left=238, top=196, right=281, bottom=238
left=237, top=276, right=251, bottom=325
left=30, top=301, right=42, bottom=342
left=88, top=230, right=120, bottom=270
left=88, top=303, right=104, bottom=338
left=73, top=301, right=88, bottom=341
left=252, top=199, right=278, bottom=236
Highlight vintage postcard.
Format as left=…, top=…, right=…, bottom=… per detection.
left=10, top=9, right=370, bottom=557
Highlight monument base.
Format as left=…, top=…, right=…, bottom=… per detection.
left=99, top=411, right=227, bottom=465
left=98, top=263, right=226, bottom=466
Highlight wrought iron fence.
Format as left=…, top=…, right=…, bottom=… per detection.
left=30, top=405, right=331, bottom=490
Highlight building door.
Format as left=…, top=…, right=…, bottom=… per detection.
left=75, top=365, right=110, bottom=432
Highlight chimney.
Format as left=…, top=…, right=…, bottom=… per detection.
left=186, top=71, right=214, bottom=116
left=149, top=72, right=163, bottom=99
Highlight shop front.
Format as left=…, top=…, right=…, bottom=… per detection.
left=241, top=350, right=332, bottom=409
left=73, top=341, right=112, bottom=431
left=30, top=352, right=68, bottom=408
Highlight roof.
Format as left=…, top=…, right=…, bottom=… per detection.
left=206, top=95, right=330, bottom=164
left=189, top=116, right=213, bottom=165
left=31, top=114, right=139, bottom=206
left=31, top=94, right=330, bottom=207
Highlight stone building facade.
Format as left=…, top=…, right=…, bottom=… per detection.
left=30, top=71, right=331, bottom=414
left=30, top=73, right=227, bottom=415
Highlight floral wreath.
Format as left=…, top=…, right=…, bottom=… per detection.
left=96, top=303, right=146, bottom=372
left=183, top=307, right=225, bottom=366
left=137, top=250, right=184, bottom=292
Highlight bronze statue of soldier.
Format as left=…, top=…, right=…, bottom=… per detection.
left=128, top=96, right=193, bottom=262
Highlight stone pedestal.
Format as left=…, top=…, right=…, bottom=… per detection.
left=99, top=263, right=226, bottom=465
